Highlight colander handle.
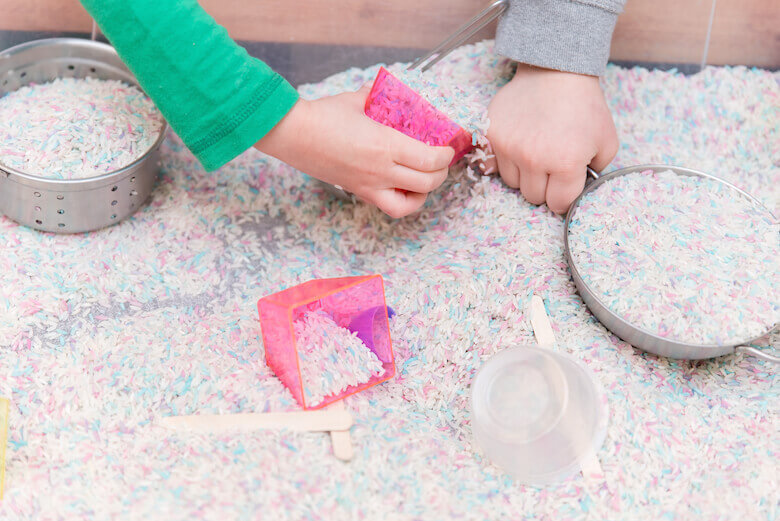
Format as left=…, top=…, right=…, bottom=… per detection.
left=735, top=346, right=780, bottom=364
left=586, top=166, right=601, bottom=181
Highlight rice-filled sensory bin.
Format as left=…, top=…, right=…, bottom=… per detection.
left=0, top=41, right=777, bottom=520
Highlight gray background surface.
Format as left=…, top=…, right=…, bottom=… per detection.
left=0, top=30, right=706, bottom=86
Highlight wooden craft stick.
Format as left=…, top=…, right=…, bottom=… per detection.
left=530, top=295, right=556, bottom=347
left=530, top=294, right=604, bottom=480
left=158, top=409, right=353, bottom=433
left=328, top=401, right=354, bottom=461
left=579, top=448, right=605, bottom=480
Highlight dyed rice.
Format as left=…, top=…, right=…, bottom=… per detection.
left=0, top=40, right=777, bottom=520
left=568, top=169, right=780, bottom=345
left=0, top=77, right=163, bottom=179
left=293, top=310, right=384, bottom=406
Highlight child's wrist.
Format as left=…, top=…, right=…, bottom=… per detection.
left=255, top=99, right=310, bottom=159
left=513, top=62, right=599, bottom=81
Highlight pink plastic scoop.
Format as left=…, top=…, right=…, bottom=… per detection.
left=364, top=67, right=473, bottom=164
left=258, top=276, right=396, bottom=410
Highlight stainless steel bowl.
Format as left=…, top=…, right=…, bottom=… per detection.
left=0, top=38, right=167, bottom=233
left=563, top=164, right=779, bottom=363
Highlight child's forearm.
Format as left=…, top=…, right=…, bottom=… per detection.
left=80, top=0, right=299, bottom=171
left=495, top=0, right=627, bottom=77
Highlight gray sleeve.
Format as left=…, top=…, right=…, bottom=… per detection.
left=495, top=0, right=627, bottom=77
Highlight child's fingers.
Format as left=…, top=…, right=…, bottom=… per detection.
left=590, top=132, right=619, bottom=173
left=390, top=133, right=454, bottom=172
left=546, top=170, right=587, bottom=215
left=519, top=167, right=549, bottom=206
left=496, top=154, right=520, bottom=188
left=373, top=189, right=427, bottom=219
left=389, top=164, right=448, bottom=194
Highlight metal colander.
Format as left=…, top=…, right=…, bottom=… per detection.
left=0, top=38, right=167, bottom=233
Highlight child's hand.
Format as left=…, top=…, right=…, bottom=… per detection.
left=486, top=64, right=618, bottom=214
left=255, top=85, right=454, bottom=218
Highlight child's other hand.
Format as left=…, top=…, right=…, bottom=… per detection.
left=255, top=85, right=454, bottom=218
left=486, top=64, right=618, bottom=214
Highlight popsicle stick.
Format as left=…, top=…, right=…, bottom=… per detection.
left=579, top=448, right=605, bottom=479
left=530, top=295, right=604, bottom=480
left=159, top=409, right=353, bottom=433
left=328, top=401, right=354, bottom=462
left=530, top=295, right=556, bottom=347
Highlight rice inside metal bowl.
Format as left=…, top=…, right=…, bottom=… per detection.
left=566, top=166, right=779, bottom=355
left=0, top=38, right=167, bottom=233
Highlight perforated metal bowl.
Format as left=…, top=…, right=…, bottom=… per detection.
left=0, top=38, right=166, bottom=233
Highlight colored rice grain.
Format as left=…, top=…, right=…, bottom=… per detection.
left=568, top=170, right=780, bottom=345
left=0, top=77, right=163, bottom=179
left=293, top=310, right=384, bottom=407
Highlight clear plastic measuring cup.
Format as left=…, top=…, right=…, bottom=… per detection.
left=471, top=345, right=607, bottom=486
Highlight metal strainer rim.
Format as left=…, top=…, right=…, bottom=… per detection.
left=563, top=163, right=779, bottom=355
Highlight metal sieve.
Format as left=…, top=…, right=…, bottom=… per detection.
left=0, top=38, right=167, bottom=233
left=563, top=164, right=779, bottom=363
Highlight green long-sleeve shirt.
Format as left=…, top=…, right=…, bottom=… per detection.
left=80, top=0, right=299, bottom=171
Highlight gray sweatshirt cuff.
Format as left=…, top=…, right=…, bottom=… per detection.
left=496, top=0, right=625, bottom=77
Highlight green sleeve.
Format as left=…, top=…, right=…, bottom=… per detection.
left=80, top=0, right=299, bottom=171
